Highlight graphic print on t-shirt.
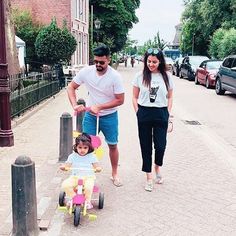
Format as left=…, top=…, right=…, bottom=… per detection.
left=149, top=86, right=159, bottom=103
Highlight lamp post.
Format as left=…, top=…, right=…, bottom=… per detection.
left=0, top=0, right=14, bottom=146
left=94, top=18, right=101, bottom=44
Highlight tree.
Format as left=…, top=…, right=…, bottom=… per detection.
left=181, top=0, right=236, bottom=56
left=208, top=28, right=226, bottom=59
left=89, top=0, right=140, bottom=53
left=5, top=0, right=20, bottom=88
left=153, top=32, right=168, bottom=50
left=135, top=32, right=168, bottom=54
left=35, top=19, right=77, bottom=65
left=210, top=28, right=236, bottom=59
left=12, top=8, right=42, bottom=68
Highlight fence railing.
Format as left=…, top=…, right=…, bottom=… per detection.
left=10, top=71, right=61, bottom=118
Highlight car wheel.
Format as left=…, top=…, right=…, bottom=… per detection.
left=187, top=71, right=193, bottom=81
left=176, top=68, right=180, bottom=77
left=195, top=75, right=199, bottom=85
left=206, top=77, right=210, bottom=89
left=215, top=78, right=225, bottom=95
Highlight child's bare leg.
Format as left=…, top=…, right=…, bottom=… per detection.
left=61, top=176, right=77, bottom=199
left=84, top=178, right=95, bottom=209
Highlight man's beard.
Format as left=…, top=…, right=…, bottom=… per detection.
left=96, top=66, right=104, bottom=72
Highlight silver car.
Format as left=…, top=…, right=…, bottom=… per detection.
left=215, top=55, right=236, bottom=95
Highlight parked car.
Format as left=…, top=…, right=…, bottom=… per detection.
left=215, top=55, right=236, bottom=95
left=165, top=57, right=174, bottom=73
left=172, top=56, right=184, bottom=77
left=179, top=56, right=209, bottom=81
left=195, top=59, right=223, bottom=88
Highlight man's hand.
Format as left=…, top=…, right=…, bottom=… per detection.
left=89, top=105, right=101, bottom=115
left=73, top=104, right=86, bottom=113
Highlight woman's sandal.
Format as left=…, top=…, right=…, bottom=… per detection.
left=110, top=176, right=123, bottom=187
left=156, top=174, right=163, bottom=184
left=145, top=180, right=153, bottom=192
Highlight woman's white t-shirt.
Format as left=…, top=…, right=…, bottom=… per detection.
left=132, top=71, right=173, bottom=107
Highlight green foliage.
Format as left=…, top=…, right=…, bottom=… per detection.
left=209, top=28, right=236, bottom=59
left=23, top=80, right=38, bottom=87
left=89, top=0, right=140, bottom=53
left=219, top=28, right=236, bottom=58
left=12, top=8, right=43, bottom=67
left=181, top=0, right=236, bottom=56
left=35, top=19, right=77, bottom=64
left=208, top=28, right=226, bottom=58
left=134, top=32, right=168, bottom=55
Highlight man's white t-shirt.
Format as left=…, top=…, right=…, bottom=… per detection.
left=73, top=65, right=124, bottom=116
left=132, top=71, right=173, bottom=107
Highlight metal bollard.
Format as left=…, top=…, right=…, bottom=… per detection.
left=76, top=98, right=86, bottom=133
left=12, top=156, right=38, bottom=236
left=59, top=112, right=73, bottom=162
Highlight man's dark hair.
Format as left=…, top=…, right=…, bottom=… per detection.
left=93, top=44, right=110, bottom=56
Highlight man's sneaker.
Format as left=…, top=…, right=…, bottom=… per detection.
left=156, top=173, right=163, bottom=184
left=145, top=180, right=153, bottom=192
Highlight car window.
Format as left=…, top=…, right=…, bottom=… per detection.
left=190, top=57, right=209, bottom=66
left=207, top=61, right=222, bottom=69
left=201, top=62, right=206, bottom=68
left=223, top=58, right=234, bottom=68
left=231, top=58, right=236, bottom=68
left=183, top=57, right=189, bottom=63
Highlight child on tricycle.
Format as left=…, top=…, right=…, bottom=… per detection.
left=59, top=133, right=104, bottom=226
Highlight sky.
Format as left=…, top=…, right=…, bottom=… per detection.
left=129, top=0, right=185, bottom=45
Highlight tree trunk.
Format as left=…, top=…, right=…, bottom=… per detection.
left=5, top=0, right=20, bottom=81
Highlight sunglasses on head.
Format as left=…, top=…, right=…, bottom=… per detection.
left=147, top=48, right=159, bottom=55
left=94, top=60, right=106, bottom=65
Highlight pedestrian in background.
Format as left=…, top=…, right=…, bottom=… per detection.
left=67, top=44, right=125, bottom=187
left=132, top=48, right=173, bottom=192
left=131, top=56, right=135, bottom=67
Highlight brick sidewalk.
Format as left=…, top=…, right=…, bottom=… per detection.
left=1, top=63, right=236, bottom=235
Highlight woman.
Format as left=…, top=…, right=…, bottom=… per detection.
left=132, top=48, right=173, bottom=192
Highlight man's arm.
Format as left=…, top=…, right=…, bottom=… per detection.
left=90, top=93, right=124, bottom=114
left=67, top=81, right=85, bottom=112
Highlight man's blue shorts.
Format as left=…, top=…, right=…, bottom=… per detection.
left=82, top=111, right=118, bottom=145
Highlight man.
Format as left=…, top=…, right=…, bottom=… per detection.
left=67, top=44, right=125, bottom=187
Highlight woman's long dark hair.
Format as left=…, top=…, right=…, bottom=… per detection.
left=143, top=49, right=170, bottom=91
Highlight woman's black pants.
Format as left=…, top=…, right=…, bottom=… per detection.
left=137, top=105, right=169, bottom=173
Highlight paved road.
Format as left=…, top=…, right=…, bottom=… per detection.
left=1, top=62, right=236, bottom=236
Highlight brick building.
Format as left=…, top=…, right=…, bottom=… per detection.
left=11, top=0, right=89, bottom=66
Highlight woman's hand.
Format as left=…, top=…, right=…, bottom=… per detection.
left=95, top=166, right=102, bottom=173
left=60, top=165, right=66, bottom=171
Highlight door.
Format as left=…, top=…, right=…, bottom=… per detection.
left=229, top=58, right=236, bottom=92
left=197, top=61, right=207, bottom=84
